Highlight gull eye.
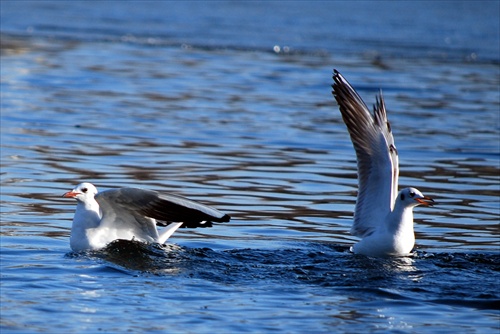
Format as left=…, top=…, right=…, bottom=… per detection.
left=400, top=193, right=405, bottom=201
left=410, top=191, right=415, bottom=198
left=81, top=188, right=88, bottom=193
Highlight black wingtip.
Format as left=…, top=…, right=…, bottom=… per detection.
left=331, top=69, right=347, bottom=95
left=332, top=69, right=342, bottom=82
left=219, top=214, right=231, bottom=223
left=179, top=213, right=230, bottom=229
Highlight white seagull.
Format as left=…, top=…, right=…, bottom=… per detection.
left=63, top=182, right=230, bottom=252
left=332, top=70, right=433, bottom=257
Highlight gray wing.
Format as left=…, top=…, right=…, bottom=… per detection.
left=332, top=70, right=399, bottom=237
left=96, top=187, right=230, bottom=229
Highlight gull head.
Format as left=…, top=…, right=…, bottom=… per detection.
left=398, top=187, right=434, bottom=208
left=62, top=182, right=99, bottom=202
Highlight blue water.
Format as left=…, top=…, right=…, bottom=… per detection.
left=1, top=1, right=499, bottom=333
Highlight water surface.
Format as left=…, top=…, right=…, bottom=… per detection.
left=1, top=1, right=499, bottom=333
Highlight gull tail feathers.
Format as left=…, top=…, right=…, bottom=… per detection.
left=157, top=223, right=183, bottom=244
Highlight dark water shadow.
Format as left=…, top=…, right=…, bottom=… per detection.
left=67, top=239, right=500, bottom=311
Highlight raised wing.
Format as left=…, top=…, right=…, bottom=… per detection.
left=332, top=70, right=399, bottom=237
left=96, top=188, right=230, bottom=230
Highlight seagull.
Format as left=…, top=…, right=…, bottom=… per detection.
left=331, top=70, right=433, bottom=257
left=63, top=182, right=230, bottom=252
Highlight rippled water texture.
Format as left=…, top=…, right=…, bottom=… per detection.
left=1, top=1, right=499, bottom=333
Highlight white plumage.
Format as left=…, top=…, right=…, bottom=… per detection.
left=332, top=70, right=433, bottom=257
left=63, top=182, right=230, bottom=251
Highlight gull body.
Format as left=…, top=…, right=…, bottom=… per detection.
left=63, top=182, right=230, bottom=252
left=332, top=70, right=433, bottom=257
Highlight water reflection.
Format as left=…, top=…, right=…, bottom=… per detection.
left=0, top=32, right=498, bottom=264
left=1, top=0, right=499, bottom=332
left=73, top=240, right=185, bottom=274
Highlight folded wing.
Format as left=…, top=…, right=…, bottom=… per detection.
left=96, top=188, right=230, bottom=233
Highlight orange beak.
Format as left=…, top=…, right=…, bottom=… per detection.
left=415, top=196, right=434, bottom=207
left=62, top=191, right=78, bottom=198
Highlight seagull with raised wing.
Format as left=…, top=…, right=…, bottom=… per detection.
left=332, top=70, right=433, bottom=257
left=63, top=182, right=230, bottom=252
